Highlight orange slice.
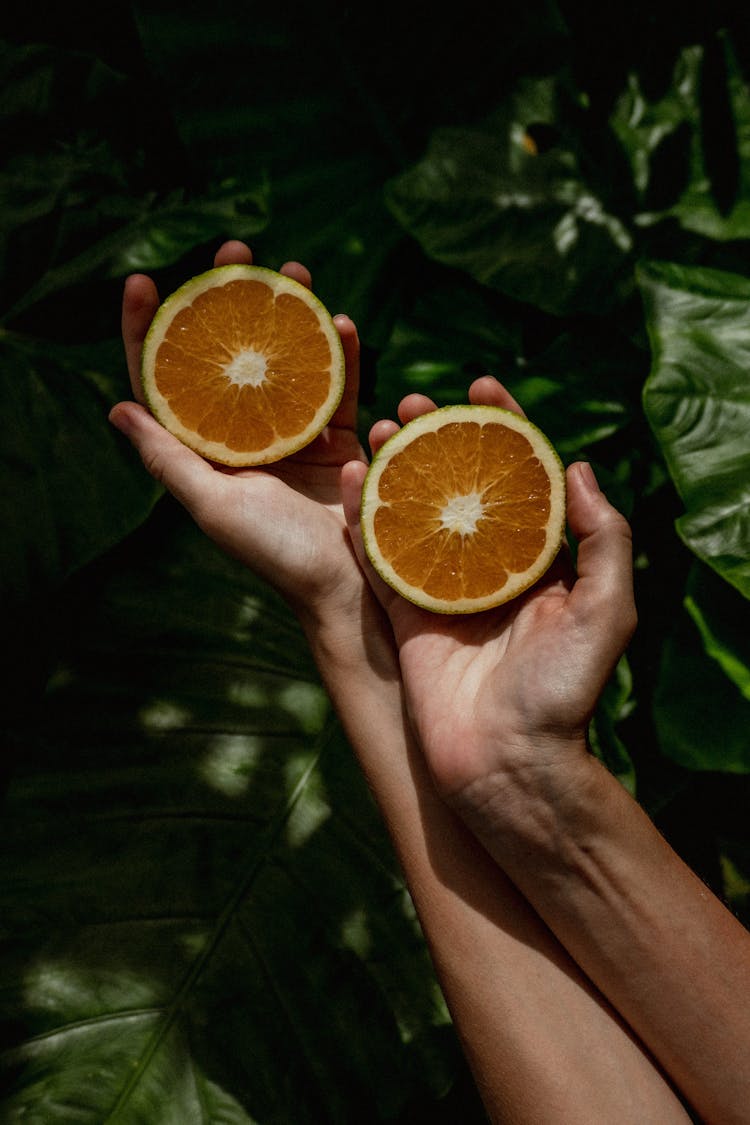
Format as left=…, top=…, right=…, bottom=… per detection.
left=141, top=264, right=345, bottom=466
left=360, top=405, right=567, bottom=614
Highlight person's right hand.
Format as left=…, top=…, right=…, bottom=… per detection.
left=110, top=240, right=369, bottom=633
left=342, top=378, right=637, bottom=815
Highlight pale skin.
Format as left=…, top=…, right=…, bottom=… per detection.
left=343, top=389, right=750, bottom=1123
left=109, top=240, right=743, bottom=1123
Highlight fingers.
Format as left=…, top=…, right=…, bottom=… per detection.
left=214, top=240, right=253, bottom=267
left=330, top=314, right=360, bottom=430
left=397, top=393, right=439, bottom=425
left=367, top=393, right=437, bottom=456
left=468, top=375, right=525, bottom=416
left=368, top=376, right=520, bottom=456
left=369, top=419, right=401, bottom=454
left=108, top=401, right=222, bottom=525
left=280, top=260, right=312, bottom=289
left=341, top=460, right=368, bottom=552
left=566, top=461, right=637, bottom=650
left=341, top=460, right=400, bottom=611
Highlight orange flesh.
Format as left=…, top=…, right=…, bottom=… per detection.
left=153, top=280, right=333, bottom=453
left=373, top=421, right=552, bottom=601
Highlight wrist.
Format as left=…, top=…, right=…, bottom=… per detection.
left=448, top=734, right=602, bottom=856
left=297, top=583, right=399, bottom=686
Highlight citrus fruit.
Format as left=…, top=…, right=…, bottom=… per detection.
left=141, top=264, right=345, bottom=466
left=360, top=405, right=567, bottom=614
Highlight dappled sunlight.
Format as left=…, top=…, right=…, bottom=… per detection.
left=24, top=958, right=161, bottom=1016
left=284, top=752, right=331, bottom=848
left=227, top=679, right=269, bottom=708
left=231, top=593, right=262, bottom=635
left=277, top=681, right=329, bottom=734
left=340, top=906, right=373, bottom=960
left=176, top=928, right=212, bottom=961
left=199, top=733, right=262, bottom=798
left=395, top=978, right=452, bottom=1046
left=137, top=699, right=191, bottom=731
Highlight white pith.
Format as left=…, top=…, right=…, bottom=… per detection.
left=440, top=492, right=484, bottom=535
left=224, top=348, right=268, bottom=388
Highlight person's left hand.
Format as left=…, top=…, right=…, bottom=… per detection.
left=111, top=240, right=368, bottom=630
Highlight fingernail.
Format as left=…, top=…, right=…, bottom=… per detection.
left=108, top=405, right=133, bottom=436
left=579, top=461, right=601, bottom=493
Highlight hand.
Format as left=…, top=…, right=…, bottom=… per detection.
left=110, top=241, right=368, bottom=631
left=342, top=377, right=637, bottom=808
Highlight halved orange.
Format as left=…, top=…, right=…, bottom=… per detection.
left=141, top=264, right=345, bottom=466
left=360, top=405, right=567, bottom=614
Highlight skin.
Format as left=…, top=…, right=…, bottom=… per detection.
left=111, top=240, right=701, bottom=1123
left=342, top=391, right=750, bottom=1125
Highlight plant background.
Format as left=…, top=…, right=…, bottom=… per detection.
left=2, top=2, right=750, bottom=1121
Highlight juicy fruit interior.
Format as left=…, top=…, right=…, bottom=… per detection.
left=373, top=420, right=554, bottom=603
left=153, top=279, right=333, bottom=454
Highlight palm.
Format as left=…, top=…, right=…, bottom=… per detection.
left=382, top=564, right=590, bottom=795
left=209, top=419, right=367, bottom=604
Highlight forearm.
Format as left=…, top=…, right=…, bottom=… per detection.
left=457, top=747, right=750, bottom=1125
left=301, top=608, right=691, bottom=1123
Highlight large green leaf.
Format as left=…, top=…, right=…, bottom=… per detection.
left=0, top=333, right=160, bottom=612
left=4, top=179, right=269, bottom=324
left=653, top=590, right=750, bottom=773
left=639, top=260, right=750, bottom=599
left=0, top=505, right=473, bottom=1122
left=385, top=76, right=634, bottom=316
left=684, top=563, right=750, bottom=702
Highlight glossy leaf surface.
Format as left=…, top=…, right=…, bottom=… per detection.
left=640, top=260, right=750, bottom=599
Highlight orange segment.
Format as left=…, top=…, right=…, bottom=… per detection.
left=141, top=264, right=345, bottom=466
left=361, top=405, right=567, bottom=614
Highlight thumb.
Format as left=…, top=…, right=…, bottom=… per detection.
left=341, top=460, right=402, bottom=612
left=341, top=459, right=370, bottom=573
left=565, top=461, right=637, bottom=650
left=109, top=401, right=222, bottom=526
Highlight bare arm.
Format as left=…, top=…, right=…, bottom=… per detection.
left=111, top=245, right=691, bottom=1123
left=342, top=382, right=750, bottom=1125
left=304, top=612, right=692, bottom=1124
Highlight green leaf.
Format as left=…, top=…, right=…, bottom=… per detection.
left=610, top=46, right=701, bottom=203
left=639, top=259, right=750, bottom=599
left=684, top=563, right=750, bottom=701
left=720, top=844, right=750, bottom=930
left=372, top=282, right=522, bottom=420
left=589, top=656, right=637, bottom=794
left=612, top=34, right=750, bottom=239
left=0, top=332, right=160, bottom=611
left=1, top=508, right=466, bottom=1122
left=653, top=596, right=750, bottom=772
left=385, top=77, right=634, bottom=316
left=373, top=282, right=635, bottom=457
left=4, top=180, right=269, bottom=323
left=253, top=156, right=405, bottom=345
